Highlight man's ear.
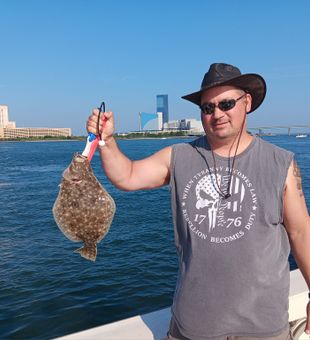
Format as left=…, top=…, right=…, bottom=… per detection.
left=245, top=93, right=252, bottom=113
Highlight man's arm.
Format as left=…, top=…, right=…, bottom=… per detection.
left=283, top=159, right=310, bottom=334
left=87, top=109, right=172, bottom=191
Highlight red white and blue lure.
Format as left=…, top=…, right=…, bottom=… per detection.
left=82, top=101, right=106, bottom=161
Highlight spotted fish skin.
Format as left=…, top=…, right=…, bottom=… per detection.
left=52, top=153, right=116, bottom=261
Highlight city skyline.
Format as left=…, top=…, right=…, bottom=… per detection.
left=3, top=99, right=309, bottom=137
left=1, top=1, right=310, bottom=135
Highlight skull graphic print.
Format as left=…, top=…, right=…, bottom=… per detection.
left=181, top=167, right=257, bottom=244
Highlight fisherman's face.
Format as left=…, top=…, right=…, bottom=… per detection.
left=200, top=86, right=252, bottom=141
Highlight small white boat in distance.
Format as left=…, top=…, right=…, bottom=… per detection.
left=56, top=269, right=309, bottom=340
left=296, top=134, right=308, bottom=138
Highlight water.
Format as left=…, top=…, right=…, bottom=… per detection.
left=0, top=136, right=309, bottom=339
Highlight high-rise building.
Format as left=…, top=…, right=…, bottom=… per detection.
left=156, top=95, right=169, bottom=125
left=0, top=105, right=16, bottom=128
left=163, top=118, right=203, bottom=133
left=0, top=105, right=9, bottom=127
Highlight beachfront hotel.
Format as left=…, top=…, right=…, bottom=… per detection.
left=139, top=95, right=204, bottom=134
left=0, top=105, right=71, bottom=139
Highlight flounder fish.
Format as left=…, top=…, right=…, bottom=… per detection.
left=53, top=153, right=115, bottom=261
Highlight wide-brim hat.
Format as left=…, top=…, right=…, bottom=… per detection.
left=182, top=63, right=266, bottom=113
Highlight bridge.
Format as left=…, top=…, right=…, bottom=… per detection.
left=248, top=125, right=310, bottom=135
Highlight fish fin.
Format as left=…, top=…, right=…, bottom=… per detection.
left=74, top=244, right=97, bottom=262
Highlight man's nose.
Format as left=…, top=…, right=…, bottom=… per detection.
left=212, top=107, right=225, bottom=119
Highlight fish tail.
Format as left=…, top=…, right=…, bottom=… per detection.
left=74, top=244, right=97, bottom=261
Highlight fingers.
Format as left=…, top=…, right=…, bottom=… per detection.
left=86, top=109, right=114, bottom=135
left=86, top=112, right=97, bottom=134
left=102, top=111, right=113, bottom=120
left=90, top=109, right=113, bottom=120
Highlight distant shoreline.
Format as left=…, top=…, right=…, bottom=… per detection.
left=1, top=134, right=308, bottom=143
left=0, top=133, right=201, bottom=143
left=0, top=136, right=196, bottom=143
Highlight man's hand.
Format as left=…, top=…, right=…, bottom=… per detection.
left=86, top=109, right=114, bottom=141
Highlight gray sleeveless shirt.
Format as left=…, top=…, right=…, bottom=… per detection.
left=170, top=136, right=294, bottom=339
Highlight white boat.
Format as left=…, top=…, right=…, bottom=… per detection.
left=296, top=134, right=308, bottom=138
left=56, top=269, right=309, bottom=340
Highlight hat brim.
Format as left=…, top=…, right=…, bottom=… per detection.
left=182, top=73, right=266, bottom=113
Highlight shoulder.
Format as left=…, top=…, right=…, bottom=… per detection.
left=172, top=136, right=207, bottom=152
left=152, top=145, right=173, bottom=167
left=255, top=136, right=291, bottom=154
left=255, top=137, right=294, bottom=162
left=171, top=136, right=207, bottom=158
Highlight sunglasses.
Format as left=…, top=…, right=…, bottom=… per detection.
left=200, top=93, right=246, bottom=115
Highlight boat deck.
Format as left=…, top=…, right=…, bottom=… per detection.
left=56, top=269, right=308, bottom=340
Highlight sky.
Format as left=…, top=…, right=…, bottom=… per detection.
left=1, top=0, right=310, bottom=135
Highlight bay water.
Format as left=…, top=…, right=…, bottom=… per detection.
left=0, top=136, right=309, bottom=339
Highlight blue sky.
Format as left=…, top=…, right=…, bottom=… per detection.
left=1, top=0, right=310, bottom=135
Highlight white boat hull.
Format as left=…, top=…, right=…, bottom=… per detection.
left=56, top=269, right=308, bottom=340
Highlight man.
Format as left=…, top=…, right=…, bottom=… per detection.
left=87, top=63, right=310, bottom=339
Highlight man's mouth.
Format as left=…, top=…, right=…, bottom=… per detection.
left=213, top=121, right=229, bottom=128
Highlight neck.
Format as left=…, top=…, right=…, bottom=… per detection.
left=207, top=131, right=253, bottom=157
